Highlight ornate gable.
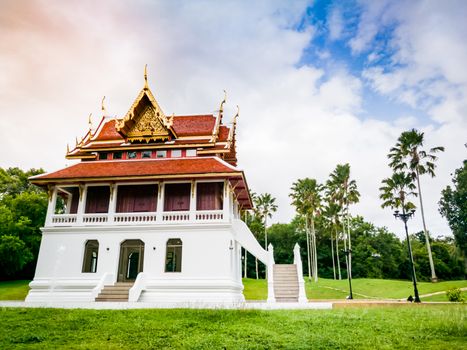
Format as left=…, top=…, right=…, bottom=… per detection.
left=116, top=75, right=176, bottom=143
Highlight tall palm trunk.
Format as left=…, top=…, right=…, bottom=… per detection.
left=311, top=217, right=318, bottom=282
left=305, top=218, right=312, bottom=280
left=244, top=249, right=247, bottom=278
left=346, top=211, right=352, bottom=281
left=342, top=218, right=348, bottom=278
left=331, top=228, right=336, bottom=280
left=255, top=258, right=258, bottom=279
left=335, top=230, right=342, bottom=280
left=264, top=217, right=268, bottom=280
left=415, top=169, right=437, bottom=282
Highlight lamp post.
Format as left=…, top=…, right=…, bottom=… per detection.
left=343, top=248, right=353, bottom=299
left=394, top=208, right=421, bottom=303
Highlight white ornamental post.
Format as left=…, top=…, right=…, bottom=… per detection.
left=294, top=243, right=308, bottom=303
left=267, top=243, right=276, bottom=303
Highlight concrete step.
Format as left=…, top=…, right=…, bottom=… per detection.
left=95, top=282, right=133, bottom=302
left=96, top=294, right=128, bottom=301
left=275, top=298, right=299, bottom=302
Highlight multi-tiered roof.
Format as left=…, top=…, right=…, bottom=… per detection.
left=31, top=72, right=251, bottom=209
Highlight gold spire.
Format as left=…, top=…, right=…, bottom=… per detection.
left=144, top=64, right=148, bottom=90
left=101, top=96, right=106, bottom=114
left=233, top=105, right=239, bottom=128
left=88, top=113, right=93, bottom=134
left=219, top=89, right=226, bottom=123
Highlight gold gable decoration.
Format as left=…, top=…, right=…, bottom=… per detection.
left=116, top=71, right=176, bottom=143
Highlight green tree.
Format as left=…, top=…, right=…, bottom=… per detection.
left=0, top=235, right=33, bottom=278
left=439, top=160, right=467, bottom=275
left=388, top=129, right=444, bottom=282
left=252, top=193, right=277, bottom=279
left=0, top=167, right=45, bottom=197
left=326, top=164, right=360, bottom=283
left=290, top=178, right=322, bottom=281
left=0, top=167, right=47, bottom=279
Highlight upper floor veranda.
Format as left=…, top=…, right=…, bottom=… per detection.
left=46, top=180, right=240, bottom=228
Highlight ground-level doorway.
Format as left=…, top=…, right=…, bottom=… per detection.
left=118, top=239, right=145, bottom=282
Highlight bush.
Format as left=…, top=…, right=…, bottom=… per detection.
left=446, top=288, right=464, bottom=302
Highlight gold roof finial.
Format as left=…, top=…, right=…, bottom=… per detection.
left=88, top=112, right=93, bottom=130
left=75, top=137, right=79, bottom=147
left=144, top=64, right=148, bottom=90
left=101, top=96, right=106, bottom=114
left=219, top=89, right=226, bottom=123
left=234, top=105, right=239, bottom=127
left=67, top=143, right=70, bottom=153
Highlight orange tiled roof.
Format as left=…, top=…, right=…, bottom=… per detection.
left=171, top=115, right=216, bottom=137
left=31, top=157, right=240, bottom=182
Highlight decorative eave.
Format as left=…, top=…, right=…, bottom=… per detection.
left=115, top=68, right=177, bottom=143
left=210, top=90, right=226, bottom=143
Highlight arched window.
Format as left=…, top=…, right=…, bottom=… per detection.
left=165, top=239, right=182, bottom=272
left=82, top=240, right=99, bottom=273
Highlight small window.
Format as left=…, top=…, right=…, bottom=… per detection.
left=142, top=150, right=152, bottom=158
left=165, top=239, right=182, bottom=272
left=171, top=149, right=181, bottom=158
left=100, top=152, right=108, bottom=160
left=82, top=240, right=99, bottom=273
left=113, top=151, right=123, bottom=160
left=186, top=149, right=196, bottom=157
left=156, top=150, right=167, bottom=158
left=128, top=151, right=137, bottom=159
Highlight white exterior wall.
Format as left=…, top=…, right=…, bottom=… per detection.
left=27, top=223, right=245, bottom=303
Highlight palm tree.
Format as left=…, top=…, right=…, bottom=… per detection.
left=253, top=193, right=277, bottom=279
left=326, top=164, right=360, bottom=281
left=290, top=178, right=323, bottom=282
left=388, top=129, right=445, bottom=282
left=328, top=164, right=360, bottom=284
left=322, top=200, right=341, bottom=280
left=380, top=171, right=420, bottom=301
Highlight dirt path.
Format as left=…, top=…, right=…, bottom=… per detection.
left=318, top=285, right=467, bottom=300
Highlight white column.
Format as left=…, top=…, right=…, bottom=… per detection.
left=65, top=195, right=72, bottom=214
left=267, top=243, right=276, bottom=303
left=77, top=184, right=87, bottom=225
left=223, top=180, right=230, bottom=222
left=45, top=186, right=58, bottom=226
left=108, top=184, right=117, bottom=225
left=157, top=182, right=165, bottom=222
left=294, top=243, right=308, bottom=303
left=189, top=180, right=196, bottom=222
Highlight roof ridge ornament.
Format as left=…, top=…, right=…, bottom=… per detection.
left=101, top=96, right=107, bottom=115
left=211, top=90, right=227, bottom=143
left=88, top=113, right=93, bottom=136
left=226, top=105, right=239, bottom=147
left=144, top=64, right=149, bottom=90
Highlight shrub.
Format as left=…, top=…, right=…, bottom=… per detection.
left=446, top=288, right=464, bottom=302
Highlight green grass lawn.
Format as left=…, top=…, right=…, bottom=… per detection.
left=2, top=279, right=466, bottom=302
left=0, top=280, right=30, bottom=301
left=0, top=306, right=465, bottom=349
left=243, top=278, right=467, bottom=301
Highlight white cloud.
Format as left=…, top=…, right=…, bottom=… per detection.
left=0, top=0, right=464, bottom=240
left=328, top=7, right=344, bottom=40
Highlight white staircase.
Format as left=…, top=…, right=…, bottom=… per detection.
left=273, top=264, right=299, bottom=302
left=95, top=282, right=133, bottom=302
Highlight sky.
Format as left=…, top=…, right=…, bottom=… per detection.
left=0, top=0, right=466, bottom=238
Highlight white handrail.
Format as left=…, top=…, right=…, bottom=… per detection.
left=129, top=272, right=147, bottom=302
left=294, top=243, right=308, bottom=303
left=267, top=243, right=276, bottom=303
left=91, top=272, right=114, bottom=300
left=231, top=219, right=268, bottom=264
